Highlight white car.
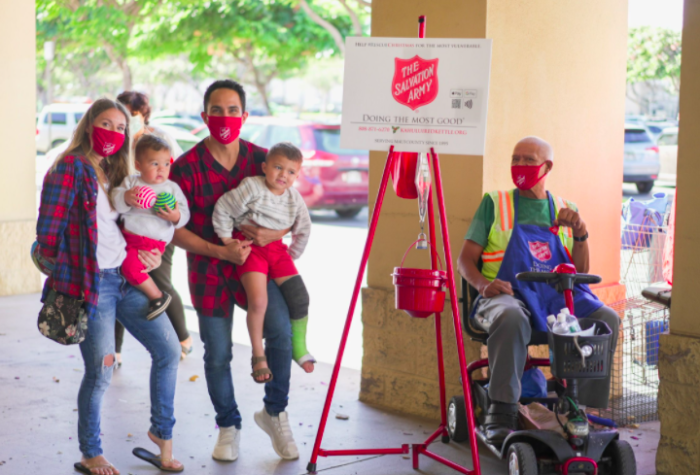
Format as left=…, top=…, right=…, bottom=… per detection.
left=41, top=124, right=200, bottom=163
left=623, top=124, right=661, bottom=194
left=657, top=127, right=678, bottom=184
left=36, top=103, right=90, bottom=153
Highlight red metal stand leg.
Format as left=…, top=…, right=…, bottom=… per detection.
left=429, top=148, right=482, bottom=475
left=307, top=146, right=396, bottom=473
left=427, top=187, right=449, bottom=439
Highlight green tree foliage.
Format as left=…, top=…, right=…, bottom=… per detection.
left=36, top=0, right=185, bottom=92
left=146, top=0, right=352, bottom=114
left=295, top=0, right=370, bottom=55
left=627, top=27, right=682, bottom=94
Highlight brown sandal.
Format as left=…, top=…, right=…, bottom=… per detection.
left=251, top=356, right=274, bottom=383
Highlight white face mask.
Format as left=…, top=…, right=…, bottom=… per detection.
left=129, top=114, right=144, bottom=136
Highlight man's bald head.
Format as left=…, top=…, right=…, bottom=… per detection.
left=512, top=136, right=553, bottom=165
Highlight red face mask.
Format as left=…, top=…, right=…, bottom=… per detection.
left=511, top=162, right=549, bottom=190
left=206, top=115, right=242, bottom=145
left=91, top=126, right=125, bottom=157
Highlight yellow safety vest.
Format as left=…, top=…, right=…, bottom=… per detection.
left=481, top=189, right=576, bottom=281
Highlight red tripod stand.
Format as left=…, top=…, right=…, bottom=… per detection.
left=307, top=18, right=481, bottom=474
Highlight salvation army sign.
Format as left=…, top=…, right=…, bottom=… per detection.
left=340, top=37, right=492, bottom=155
left=392, top=56, right=439, bottom=111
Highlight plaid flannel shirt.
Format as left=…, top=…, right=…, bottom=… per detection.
left=36, top=155, right=101, bottom=320
left=171, top=139, right=267, bottom=317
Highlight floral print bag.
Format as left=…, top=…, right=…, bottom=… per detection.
left=37, top=194, right=88, bottom=345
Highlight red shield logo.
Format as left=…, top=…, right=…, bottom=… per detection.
left=392, top=56, right=439, bottom=111
left=528, top=241, right=552, bottom=262
left=103, top=143, right=115, bottom=155
left=220, top=127, right=231, bottom=141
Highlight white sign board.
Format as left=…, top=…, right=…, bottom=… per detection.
left=340, top=37, right=492, bottom=155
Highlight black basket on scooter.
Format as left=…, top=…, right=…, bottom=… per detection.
left=548, top=319, right=612, bottom=379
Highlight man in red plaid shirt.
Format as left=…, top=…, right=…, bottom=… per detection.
left=171, top=80, right=298, bottom=462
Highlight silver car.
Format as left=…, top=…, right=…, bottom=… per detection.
left=657, top=126, right=678, bottom=184
left=624, top=124, right=660, bottom=194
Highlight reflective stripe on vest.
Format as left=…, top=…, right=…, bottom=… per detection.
left=480, top=189, right=576, bottom=281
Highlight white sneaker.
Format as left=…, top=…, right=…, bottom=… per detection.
left=212, top=426, right=240, bottom=462
left=254, top=407, right=299, bottom=460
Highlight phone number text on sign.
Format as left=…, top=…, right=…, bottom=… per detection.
left=340, top=37, right=492, bottom=155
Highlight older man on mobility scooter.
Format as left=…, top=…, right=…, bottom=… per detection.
left=457, top=136, right=620, bottom=446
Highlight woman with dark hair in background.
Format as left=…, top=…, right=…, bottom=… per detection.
left=115, top=91, right=193, bottom=363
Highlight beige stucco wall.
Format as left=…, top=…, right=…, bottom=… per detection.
left=484, top=0, right=628, bottom=286
left=362, top=0, right=627, bottom=419
left=0, top=1, right=41, bottom=295
left=656, top=1, right=700, bottom=473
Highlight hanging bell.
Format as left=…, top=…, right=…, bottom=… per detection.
left=416, top=233, right=428, bottom=250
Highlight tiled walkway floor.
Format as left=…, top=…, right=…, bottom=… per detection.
left=0, top=294, right=659, bottom=474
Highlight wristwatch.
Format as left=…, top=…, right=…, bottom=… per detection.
left=573, top=232, right=589, bottom=242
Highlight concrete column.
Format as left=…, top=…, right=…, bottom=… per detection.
left=0, top=1, right=41, bottom=295
left=361, top=0, right=627, bottom=419
left=656, top=1, right=700, bottom=473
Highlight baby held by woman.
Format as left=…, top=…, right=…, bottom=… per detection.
left=112, top=134, right=190, bottom=320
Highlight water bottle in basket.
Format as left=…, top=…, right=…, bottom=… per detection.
left=551, top=308, right=582, bottom=335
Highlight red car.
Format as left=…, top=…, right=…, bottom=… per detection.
left=197, top=117, right=369, bottom=218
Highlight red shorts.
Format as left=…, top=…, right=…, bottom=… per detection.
left=121, top=232, right=167, bottom=286
left=233, top=231, right=298, bottom=279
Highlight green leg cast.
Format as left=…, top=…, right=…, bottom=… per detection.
left=291, top=316, right=314, bottom=365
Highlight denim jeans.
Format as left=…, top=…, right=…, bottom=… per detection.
left=77, top=268, right=181, bottom=459
left=198, top=280, right=292, bottom=429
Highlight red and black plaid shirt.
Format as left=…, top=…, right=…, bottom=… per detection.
left=170, top=139, right=267, bottom=317
left=36, top=156, right=102, bottom=320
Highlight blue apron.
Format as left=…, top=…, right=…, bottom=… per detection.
left=472, top=190, right=603, bottom=332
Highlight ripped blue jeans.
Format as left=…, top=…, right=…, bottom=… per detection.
left=77, top=268, right=181, bottom=459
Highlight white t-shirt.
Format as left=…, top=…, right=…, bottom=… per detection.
left=96, top=185, right=127, bottom=270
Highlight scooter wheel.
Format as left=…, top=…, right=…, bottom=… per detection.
left=604, top=439, right=636, bottom=475
left=507, top=443, right=538, bottom=475
left=447, top=396, right=469, bottom=442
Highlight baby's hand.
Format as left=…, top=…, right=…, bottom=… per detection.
left=220, top=236, right=234, bottom=245
left=124, top=186, right=143, bottom=208
left=301, top=361, right=315, bottom=373
left=157, top=202, right=181, bottom=224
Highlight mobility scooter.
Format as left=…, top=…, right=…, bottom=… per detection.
left=447, top=263, right=636, bottom=475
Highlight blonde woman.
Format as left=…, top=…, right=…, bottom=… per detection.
left=35, top=98, right=183, bottom=475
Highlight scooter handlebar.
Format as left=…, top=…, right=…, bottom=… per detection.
left=515, top=272, right=560, bottom=284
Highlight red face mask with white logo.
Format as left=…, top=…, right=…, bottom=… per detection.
left=511, top=162, right=549, bottom=190
left=206, top=115, right=242, bottom=145
left=91, top=126, right=125, bottom=157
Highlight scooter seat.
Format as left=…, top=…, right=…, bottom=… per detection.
left=642, top=284, right=672, bottom=308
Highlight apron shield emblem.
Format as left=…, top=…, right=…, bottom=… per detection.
left=392, top=56, right=439, bottom=111
left=528, top=241, right=552, bottom=262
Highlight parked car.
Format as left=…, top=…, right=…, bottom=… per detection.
left=242, top=118, right=369, bottom=217
left=191, top=124, right=210, bottom=139
left=645, top=121, right=677, bottom=142
left=657, top=127, right=678, bottom=184
left=42, top=124, right=199, bottom=162
left=36, top=103, right=90, bottom=153
left=153, top=124, right=200, bottom=155
left=150, top=116, right=203, bottom=133
left=624, top=124, right=661, bottom=194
